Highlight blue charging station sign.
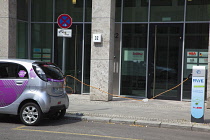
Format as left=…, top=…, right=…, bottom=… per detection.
left=191, top=66, right=205, bottom=123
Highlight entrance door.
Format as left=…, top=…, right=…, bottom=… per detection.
left=148, top=24, right=183, bottom=100
left=54, top=24, right=83, bottom=94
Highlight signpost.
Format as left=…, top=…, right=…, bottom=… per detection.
left=57, top=14, right=72, bottom=74
left=57, top=14, right=72, bottom=29
left=191, top=66, right=206, bottom=123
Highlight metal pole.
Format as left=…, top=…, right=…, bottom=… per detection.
left=153, top=25, right=157, bottom=97
left=62, top=37, right=66, bottom=74
left=74, top=25, right=78, bottom=93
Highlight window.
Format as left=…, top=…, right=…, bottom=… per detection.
left=186, top=0, right=210, bottom=21
left=150, top=0, right=184, bottom=22
left=17, top=0, right=28, bottom=21
left=0, top=63, right=28, bottom=79
left=151, top=0, right=172, bottom=6
left=124, top=0, right=136, bottom=7
left=123, top=0, right=148, bottom=22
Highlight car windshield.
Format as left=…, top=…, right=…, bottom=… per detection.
left=33, top=62, right=64, bottom=80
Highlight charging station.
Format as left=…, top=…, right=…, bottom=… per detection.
left=191, top=66, right=206, bottom=123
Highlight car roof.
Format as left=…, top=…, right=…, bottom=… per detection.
left=0, top=59, right=40, bottom=64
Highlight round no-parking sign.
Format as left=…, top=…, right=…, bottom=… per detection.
left=57, top=14, right=72, bottom=29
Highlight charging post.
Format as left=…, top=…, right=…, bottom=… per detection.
left=191, top=66, right=206, bottom=123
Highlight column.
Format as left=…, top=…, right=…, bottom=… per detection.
left=90, top=0, right=116, bottom=101
left=0, top=0, right=17, bottom=58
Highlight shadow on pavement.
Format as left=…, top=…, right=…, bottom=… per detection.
left=0, top=114, right=81, bottom=126
left=0, top=114, right=22, bottom=124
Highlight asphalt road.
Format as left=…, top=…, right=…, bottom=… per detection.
left=1, top=115, right=210, bottom=140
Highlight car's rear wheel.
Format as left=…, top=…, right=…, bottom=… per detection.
left=20, top=103, right=43, bottom=126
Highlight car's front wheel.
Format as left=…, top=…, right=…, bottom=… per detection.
left=20, top=103, right=43, bottom=126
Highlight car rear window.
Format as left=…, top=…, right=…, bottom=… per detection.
left=33, top=62, right=63, bottom=80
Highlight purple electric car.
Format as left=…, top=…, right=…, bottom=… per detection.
left=0, top=59, right=69, bottom=125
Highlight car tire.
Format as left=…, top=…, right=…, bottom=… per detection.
left=49, top=109, right=66, bottom=120
left=20, top=102, right=43, bottom=126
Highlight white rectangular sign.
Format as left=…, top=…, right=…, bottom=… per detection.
left=93, top=34, right=102, bottom=43
left=57, top=29, right=72, bottom=38
left=124, top=50, right=144, bottom=62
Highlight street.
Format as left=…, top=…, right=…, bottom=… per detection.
left=1, top=115, right=210, bottom=140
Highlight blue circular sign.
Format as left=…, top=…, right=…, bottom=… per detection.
left=57, top=14, right=72, bottom=29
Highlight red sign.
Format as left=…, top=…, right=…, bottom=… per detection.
left=57, top=14, right=72, bottom=29
left=133, top=52, right=143, bottom=55
left=188, top=52, right=197, bottom=56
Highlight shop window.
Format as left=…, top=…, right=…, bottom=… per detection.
left=17, top=21, right=28, bottom=59
left=17, top=0, right=28, bottom=21
left=31, top=0, right=53, bottom=22
left=187, top=0, right=210, bottom=5
left=150, top=0, right=184, bottom=22
left=31, top=24, right=53, bottom=62
left=55, top=0, right=83, bottom=22
left=123, top=0, right=148, bottom=22
left=124, top=0, right=136, bottom=7
left=186, top=0, right=210, bottom=21
left=151, top=0, right=172, bottom=6
left=183, top=23, right=209, bottom=99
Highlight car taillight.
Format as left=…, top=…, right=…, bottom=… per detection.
left=33, top=65, right=47, bottom=81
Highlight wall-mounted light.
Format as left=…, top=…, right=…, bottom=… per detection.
left=72, top=0, right=76, bottom=4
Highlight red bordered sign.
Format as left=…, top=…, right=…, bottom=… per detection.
left=57, top=14, right=72, bottom=29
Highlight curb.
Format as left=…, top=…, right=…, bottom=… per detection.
left=65, top=113, right=210, bottom=132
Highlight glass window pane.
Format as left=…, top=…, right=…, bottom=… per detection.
left=115, top=0, right=121, bottom=22
left=17, top=0, right=28, bottom=21
left=55, top=0, right=83, bottom=22
left=31, top=24, right=53, bottom=62
left=123, top=0, right=148, bottom=22
left=83, top=24, right=91, bottom=93
left=54, top=24, right=83, bottom=93
left=34, top=63, right=63, bottom=80
left=31, top=0, right=53, bottom=22
left=85, top=0, right=92, bottom=22
left=183, top=23, right=209, bottom=99
left=121, top=24, right=148, bottom=96
left=150, top=0, right=184, bottom=22
left=17, top=21, right=28, bottom=59
left=186, top=0, right=210, bottom=21
left=0, top=63, right=28, bottom=79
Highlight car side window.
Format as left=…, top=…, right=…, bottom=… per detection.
left=17, top=64, right=29, bottom=79
left=0, top=63, right=28, bottom=79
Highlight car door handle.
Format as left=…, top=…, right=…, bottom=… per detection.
left=16, top=81, right=23, bottom=85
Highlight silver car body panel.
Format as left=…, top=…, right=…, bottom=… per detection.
left=0, top=59, right=69, bottom=115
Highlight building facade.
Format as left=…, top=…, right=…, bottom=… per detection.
left=1, top=0, right=210, bottom=104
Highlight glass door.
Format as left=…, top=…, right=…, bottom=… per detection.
left=148, top=24, right=183, bottom=100
left=121, top=24, right=148, bottom=97
left=54, top=24, right=83, bottom=94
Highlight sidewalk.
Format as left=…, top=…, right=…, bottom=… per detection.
left=66, top=94, right=210, bottom=132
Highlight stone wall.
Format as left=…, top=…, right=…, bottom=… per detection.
left=0, top=0, right=17, bottom=58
